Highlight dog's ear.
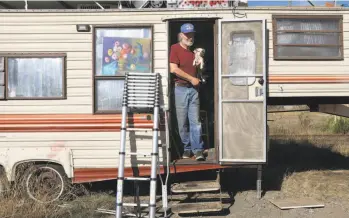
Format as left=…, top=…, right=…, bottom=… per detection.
left=201, top=49, right=205, bottom=55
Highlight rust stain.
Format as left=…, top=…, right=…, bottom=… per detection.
left=72, top=165, right=229, bottom=183
left=47, top=142, right=66, bottom=159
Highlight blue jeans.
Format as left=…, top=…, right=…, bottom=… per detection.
left=174, top=85, right=204, bottom=154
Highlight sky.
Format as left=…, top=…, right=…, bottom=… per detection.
left=247, top=0, right=349, bottom=7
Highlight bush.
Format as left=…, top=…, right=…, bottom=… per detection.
left=325, top=116, right=349, bottom=134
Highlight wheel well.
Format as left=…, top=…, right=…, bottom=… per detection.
left=0, top=165, right=6, bottom=177
left=0, top=165, right=8, bottom=180
left=13, top=161, right=66, bottom=182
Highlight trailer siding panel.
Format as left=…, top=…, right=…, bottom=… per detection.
left=0, top=10, right=348, bottom=113
left=0, top=9, right=349, bottom=181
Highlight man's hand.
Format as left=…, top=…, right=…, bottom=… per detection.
left=190, top=77, right=200, bottom=86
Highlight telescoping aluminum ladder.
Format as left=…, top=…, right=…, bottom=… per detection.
left=115, top=72, right=168, bottom=218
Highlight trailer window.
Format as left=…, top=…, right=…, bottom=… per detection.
left=93, top=25, right=153, bottom=114
left=272, top=15, right=343, bottom=60
left=0, top=54, right=66, bottom=100
left=228, top=32, right=256, bottom=86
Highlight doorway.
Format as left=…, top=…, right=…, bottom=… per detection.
left=167, top=19, right=217, bottom=164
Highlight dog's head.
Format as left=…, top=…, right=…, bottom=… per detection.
left=194, top=48, right=205, bottom=57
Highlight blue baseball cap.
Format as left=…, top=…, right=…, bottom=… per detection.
left=180, top=23, right=195, bottom=34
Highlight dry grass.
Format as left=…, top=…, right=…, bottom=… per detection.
left=281, top=170, right=349, bottom=202
left=0, top=193, right=114, bottom=218
left=268, top=111, right=349, bottom=205
left=331, top=143, right=349, bottom=157
left=0, top=177, right=115, bottom=218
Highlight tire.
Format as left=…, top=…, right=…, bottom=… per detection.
left=0, top=168, right=9, bottom=198
left=21, top=164, right=69, bottom=203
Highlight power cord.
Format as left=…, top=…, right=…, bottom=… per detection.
left=232, top=1, right=247, bottom=18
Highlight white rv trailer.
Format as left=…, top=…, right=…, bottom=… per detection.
left=0, top=0, right=349, bottom=213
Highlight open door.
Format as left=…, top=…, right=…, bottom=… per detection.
left=218, top=19, right=267, bottom=164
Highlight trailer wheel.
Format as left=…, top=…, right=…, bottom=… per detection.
left=22, top=164, right=68, bottom=203
left=0, top=168, right=9, bottom=198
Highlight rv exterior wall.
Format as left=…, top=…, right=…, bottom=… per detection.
left=0, top=9, right=347, bottom=114
left=0, top=8, right=348, bottom=182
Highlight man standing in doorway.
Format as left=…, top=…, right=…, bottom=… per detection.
left=169, top=23, right=205, bottom=161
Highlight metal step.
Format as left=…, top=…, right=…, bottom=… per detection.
left=171, top=180, right=220, bottom=193
left=171, top=202, right=223, bottom=214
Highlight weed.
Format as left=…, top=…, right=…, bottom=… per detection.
left=325, top=116, right=349, bottom=134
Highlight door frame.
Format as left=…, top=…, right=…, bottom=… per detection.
left=165, top=17, right=220, bottom=164
left=217, top=18, right=267, bottom=164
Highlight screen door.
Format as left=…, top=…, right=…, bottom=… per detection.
left=218, top=19, right=267, bottom=164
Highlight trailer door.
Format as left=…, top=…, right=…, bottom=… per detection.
left=218, top=19, right=267, bottom=164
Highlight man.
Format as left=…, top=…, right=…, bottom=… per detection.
left=169, top=23, right=205, bottom=161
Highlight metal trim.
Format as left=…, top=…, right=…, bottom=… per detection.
left=272, top=14, right=344, bottom=61
left=3, top=54, right=67, bottom=100
left=92, top=24, right=155, bottom=114
left=0, top=7, right=347, bottom=13
left=220, top=158, right=266, bottom=162
left=218, top=18, right=267, bottom=164
left=161, top=15, right=222, bottom=21
left=221, top=100, right=264, bottom=103
left=218, top=18, right=222, bottom=163
left=221, top=74, right=263, bottom=77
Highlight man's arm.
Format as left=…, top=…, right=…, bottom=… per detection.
left=170, top=63, right=196, bottom=83
left=169, top=45, right=200, bottom=85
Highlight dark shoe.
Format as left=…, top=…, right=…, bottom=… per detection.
left=182, top=150, right=192, bottom=159
left=195, top=150, right=205, bottom=161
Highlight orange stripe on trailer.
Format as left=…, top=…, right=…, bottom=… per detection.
left=269, top=75, right=349, bottom=83
left=0, top=114, right=165, bottom=132
left=72, top=165, right=229, bottom=183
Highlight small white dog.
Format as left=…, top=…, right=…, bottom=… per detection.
left=193, top=48, right=205, bottom=70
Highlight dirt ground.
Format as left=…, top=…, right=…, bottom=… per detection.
left=207, top=191, right=349, bottom=218
left=99, top=180, right=349, bottom=218
left=165, top=191, right=349, bottom=218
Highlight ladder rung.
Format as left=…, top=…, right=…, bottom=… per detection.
left=127, top=72, right=157, bottom=76
left=127, top=83, right=156, bottom=87
left=128, top=101, right=155, bottom=104
left=127, top=75, right=157, bottom=78
left=127, top=77, right=157, bottom=80
left=95, top=209, right=140, bottom=217
left=127, top=90, right=155, bottom=93
left=127, top=87, right=156, bottom=90
left=126, top=128, right=152, bottom=131
left=125, top=177, right=151, bottom=181
left=127, top=93, right=155, bottom=98
left=128, top=104, right=155, bottom=108
left=128, top=80, right=157, bottom=83
left=126, top=79, right=157, bottom=83
left=128, top=152, right=151, bottom=157
left=123, top=203, right=149, bottom=207
left=128, top=97, right=156, bottom=101
left=127, top=100, right=158, bottom=103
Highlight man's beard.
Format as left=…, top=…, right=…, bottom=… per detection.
left=182, top=38, right=194, bottom=47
